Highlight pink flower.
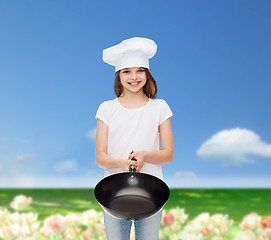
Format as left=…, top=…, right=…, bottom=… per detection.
left=259, top=217, right=271, bottom=229
left=161, top=213, right=175, bottom=226
left=200, top=227, right=212, bottom=237
left=220, top=225, right=228, bottom=235
left=82, top=229, right=91, bottom=240
left=44, top=214, right=66, bottom=235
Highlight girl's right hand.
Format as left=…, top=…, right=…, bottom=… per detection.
left=119, top=159, right=137, bottom=172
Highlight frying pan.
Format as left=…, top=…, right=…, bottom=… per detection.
left=94, top=153, right=170, bottom=220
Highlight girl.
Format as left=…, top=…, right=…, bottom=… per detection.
left=95, top=37, right=174, bottom=240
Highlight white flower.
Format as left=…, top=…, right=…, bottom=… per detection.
left=10, top=195, right=32, bottom=211
left=81, top=209, right=102, bottom=226
left=170, top=221, right=182, bottom=231
left=169, top=233, right=180, bottom=240
left=169, top=207, right=188, bottom=224
left=211, top=213, right=234, bottom=235
left=22, top=212, right=38, bottom=225
left=240, top=212, right=261, bottom=231
left=66, top=213, right=81, bottom=228
left=0, top=208, right=10, bottom=221
left=6, top=212, right=22, bottom=224
left=211, top=237, right=224, bottom=240
left=234, top=230, right=257, bottom=240
left=17, top=235, right=37, bottom=240
left=0, top=225, right=8, bottom=238
left=194, top=212, right=211, bottom=228
left=65, top=227, right=81, bottom=238
left=6, top=223, right=22, bottom=238
left=211, top=214, right=226, bottom=228
left=179, top=230, right=202, bottom=240
left=94, top=222, right=105, bottom=235
left=179, top=221, right=203, bottom=239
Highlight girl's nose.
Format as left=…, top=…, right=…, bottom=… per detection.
left=131, top=72, right=138, bottom=80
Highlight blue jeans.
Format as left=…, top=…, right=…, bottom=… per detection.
left=104, top=210, right=162, bottom=240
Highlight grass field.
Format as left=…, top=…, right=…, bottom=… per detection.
left=1, top=188, right=271, bottom=222
left=1, top=188, right=271, bottom=239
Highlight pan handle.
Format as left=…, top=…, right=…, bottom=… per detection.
left=129, top=151, right=137, bottom=173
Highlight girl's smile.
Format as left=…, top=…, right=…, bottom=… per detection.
left=128, top=80, right=141, bottom=86
left=119, top=67, right=147, bottom=94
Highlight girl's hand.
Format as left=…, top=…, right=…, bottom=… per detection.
left=129, top=151, right=147, bottom=172
left=119, top=159, right=137, bottom=172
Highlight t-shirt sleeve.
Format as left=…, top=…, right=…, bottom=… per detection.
left=159, top=99, right=173, bottom=125
left=95, top=102, right=109, bottom=126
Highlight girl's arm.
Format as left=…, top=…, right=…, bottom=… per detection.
left=95, top=119, right=134, bottom=171
left=129, top=118, right=174, bottom=171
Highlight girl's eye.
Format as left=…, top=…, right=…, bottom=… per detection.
left=123, top=70, right=129, bottom=74
left=138, top=69, right=144, bottom=72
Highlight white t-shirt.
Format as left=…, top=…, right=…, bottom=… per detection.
left=95, top=98, right=173, bottom=179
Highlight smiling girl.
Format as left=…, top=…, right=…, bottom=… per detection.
left=95, top=37, right=174, bottom=240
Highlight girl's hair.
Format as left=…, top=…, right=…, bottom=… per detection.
left=114, top=68, right=157, bottom=98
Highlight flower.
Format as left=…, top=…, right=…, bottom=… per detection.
left=162, top=213, right=175, bottom=226
left=0, top=224, right=8, bottom=238
left=44, top=214, right=67, bottom=235
left=0, top=208, right=10, bottom=222
left=240, top=212, right=261, bottom=231
left=169, top=207, right=188, bottom=225
left=10, top=195, right=32, bottom=211
left=193, top=212, right=211, bottom=229
left=200, top=227, right=212, bottom=237
left=211, top=214, right=226, bottom=228
left=211, top=237, right=224, bottom=240
left=65, top=227, right=81, bottom=238
left=6, top=223, right=23, bottom=238
left=17, top=234, right=36, bottom=240
left=211, top=213, right=233, bottom=235
left=22, top=212, right=38, bottom=225
left=38, top=225, right=51, bottom=237
left=6, top=212, right=22, bottom=225
left=82, top=229, right=91, bottom=240
left=234, top=229, right=257, bottom=240
left=259, top=217, right=271, bottom=229
left=179, top=220, right=203, bottom=240
left=81, top=209, right=102, bottom=226
left=65, top=213, right=81, bottom=228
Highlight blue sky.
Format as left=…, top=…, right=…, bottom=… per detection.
left=0, top=0, right=271, bottom=188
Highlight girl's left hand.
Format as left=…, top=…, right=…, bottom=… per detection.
left=129, top=151, right=147, bottom=172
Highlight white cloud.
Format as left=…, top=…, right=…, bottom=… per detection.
left=87, top=128, right=96, bottom=141
left=197, top=127, right=271, bottom=165
left=16, top=154, right=37, bottom=161
left=0, top=164, right=104, bottom=188
left=53, top=159, right=79, bottom=173
left=0, top=169, right=35, bottom=188
left=165, top=175, right=271, bottom=188
left=1, top=138, right=13, bottom=143
left=0, top=146, right=9, bottom=153
left=174, top=171, right=197, bottom=178
left=22, top=140, right=30, bottom=145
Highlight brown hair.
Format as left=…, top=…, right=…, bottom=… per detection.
left=114, top=68, right=157, bottom=98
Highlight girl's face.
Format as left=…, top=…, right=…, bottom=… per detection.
left=119, top=67, right=147, bottom=95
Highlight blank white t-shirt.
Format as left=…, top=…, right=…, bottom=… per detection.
left=95, top=98, right=173, bottom=179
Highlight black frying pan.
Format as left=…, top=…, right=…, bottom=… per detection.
left=94, top=153, right=170, bottom=220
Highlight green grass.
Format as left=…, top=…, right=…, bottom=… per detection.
left=1, top=188, right=271, bottom=228
left=167, top=188, right=271, bottom=223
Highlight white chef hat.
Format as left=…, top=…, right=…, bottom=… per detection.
left=102, top=37, right=157, bottom=72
